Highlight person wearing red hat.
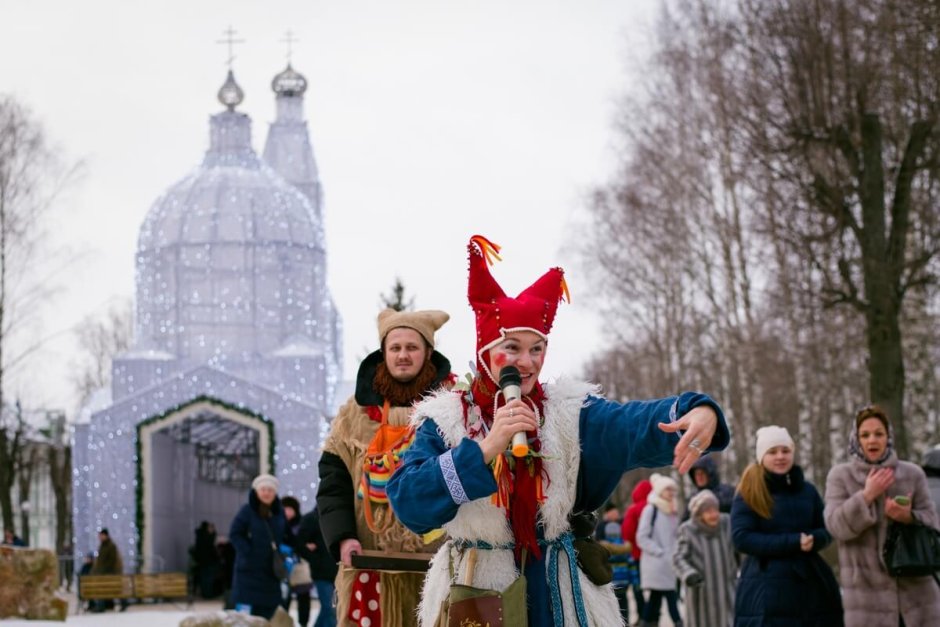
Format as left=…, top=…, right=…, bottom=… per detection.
left=387, top=235, right=730, bottom=627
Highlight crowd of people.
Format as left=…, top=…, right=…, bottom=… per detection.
left=200, top=236, right=940, bottom=626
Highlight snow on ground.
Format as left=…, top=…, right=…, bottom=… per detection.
left=0, top=598, right=317, bottom=626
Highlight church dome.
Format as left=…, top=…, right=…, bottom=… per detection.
left=134, top=74, right=329, bottom=364
left=272, top=64, right=307, bottom=97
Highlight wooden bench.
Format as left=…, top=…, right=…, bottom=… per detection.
left=78, top=572, right=191, bottom=611
left=132, top=572, right=189, bottom=600
left=78, top=574, right=134, bottom=602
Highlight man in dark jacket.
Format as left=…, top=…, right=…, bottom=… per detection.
left=90, top=528, right=127, bottom=612
left=316, top=308, right=452, bottom=627
left=295, top=506, right=339, bottom=627
left=683, top=455, right=735, bottom=520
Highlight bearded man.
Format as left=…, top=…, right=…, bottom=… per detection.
left=317, top=308, right=453, bottom=627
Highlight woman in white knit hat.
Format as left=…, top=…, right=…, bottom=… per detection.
left=731, top=426, right=843, bottom=626
left=636, top=473, right=681, bottom=627
left=229, top=473, right=288, bottom=620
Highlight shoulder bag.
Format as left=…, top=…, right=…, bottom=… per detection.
left=436, top=546, right=528, bottom=627
left=883, top=520, right=940, bottom=578
left=263, top=518, right=290, bottom=581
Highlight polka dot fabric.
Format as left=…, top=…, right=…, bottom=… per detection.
left=348, top=570, right=381, bottom=626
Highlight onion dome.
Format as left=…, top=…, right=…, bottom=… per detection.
left=218, top=70, right=245, bottom=110
left=272, top=64, right=307, bottom=97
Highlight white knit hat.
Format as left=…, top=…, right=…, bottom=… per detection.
left=251, top=474, right=279, bottom=492
left=755, top=426, right=794, bottom=461
left=649, top=472, right=678, bottom=497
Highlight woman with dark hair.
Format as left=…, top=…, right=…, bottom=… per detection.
left=825, top=405, right=940, bottom=626
left=387, top=236, right=729, bottom=627
left=732, top=426, right=842, bottom=626
left=229, top=473, right=288, bottom=620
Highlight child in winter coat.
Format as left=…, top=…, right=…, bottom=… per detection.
left=673, top=489, right=738, bottom=627
left=637, top=473, right=682, bottom=627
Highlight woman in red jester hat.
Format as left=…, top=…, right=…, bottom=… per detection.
left=387, top=235, right=729, bottom=627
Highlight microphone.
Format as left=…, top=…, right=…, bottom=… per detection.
left=499, top=366, right=529, bottom=458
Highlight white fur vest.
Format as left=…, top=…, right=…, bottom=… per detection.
left=410, top=378, right=623, bottom=627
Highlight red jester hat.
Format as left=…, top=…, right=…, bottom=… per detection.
left=467, top=235, right=570, bottom=385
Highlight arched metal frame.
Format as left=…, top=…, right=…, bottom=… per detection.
left=136, top=397, right=274, bottom=571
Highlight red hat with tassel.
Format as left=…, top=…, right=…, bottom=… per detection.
left=467, top=235, right=569, bottom=384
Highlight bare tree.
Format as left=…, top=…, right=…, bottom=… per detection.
left=70, top=299, right=133, bottom=406
left=0, top=401, right=25, bottom=532
left=581, top=0, right=938, bottom=487
left=737, top=0, right=940, bottom=457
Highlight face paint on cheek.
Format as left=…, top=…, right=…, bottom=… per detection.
left=493, top=353, right=508, bottom=369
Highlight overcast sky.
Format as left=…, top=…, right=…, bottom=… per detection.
left=0, top=0, right=658, bottom=415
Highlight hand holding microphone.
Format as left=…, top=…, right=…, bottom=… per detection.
left=499, top=366, right=529, bottom=458
left=478, top=366, right=538, bottom=463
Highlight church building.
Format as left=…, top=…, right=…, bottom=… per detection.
left=72, top=64, right=342, bottom=572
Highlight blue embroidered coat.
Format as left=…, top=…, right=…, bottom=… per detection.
left=386, top=380, right=728, bottom=627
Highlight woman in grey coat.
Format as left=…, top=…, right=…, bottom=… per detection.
left=825, top=405, right=940, bottom=627
left=673, top=490, right=737, bottom=627
left=637, top=473, right=682, bottom=627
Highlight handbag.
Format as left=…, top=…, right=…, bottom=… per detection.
left=289, top=557, right=313, bottom=587
left=271, top=550, right=289, bottom=581
left=883, top=521, right=940, bottom=577
left=264, top=518, right=290, bottom=581
left=436, top=546, right=528, bottom=627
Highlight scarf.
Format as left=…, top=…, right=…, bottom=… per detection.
left=465, top=375, right=548, bottom=562
left=649, top=494, right=677, bottom=516
left=847, top=421, right=895, bottom=465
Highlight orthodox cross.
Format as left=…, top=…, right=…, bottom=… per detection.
left=281, top=30, right=299, bottom=63
left=217, top=25, right=245, bottom=69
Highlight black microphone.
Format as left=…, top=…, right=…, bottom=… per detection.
left=499, top=366, right=528, bottom=457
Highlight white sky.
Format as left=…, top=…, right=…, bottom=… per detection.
left=0, top=0, right=657, bottom=416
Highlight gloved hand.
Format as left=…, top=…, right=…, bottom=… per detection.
left=685, top=571, right=704, bottom=587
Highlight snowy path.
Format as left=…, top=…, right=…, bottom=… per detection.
left=0, top=599, right=315, bottom=626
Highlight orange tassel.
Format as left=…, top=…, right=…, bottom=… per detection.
left=470, top=235, right=502, bottom=266
left=560, top=276, right=571, bottom=303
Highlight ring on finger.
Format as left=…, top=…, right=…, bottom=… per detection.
left=689, top=442, right=704, bottom=455
left=509, top=408, right=514, bottom=418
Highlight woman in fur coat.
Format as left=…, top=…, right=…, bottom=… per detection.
left=824, top=404, right=940, bottom=627
left=636, top=473, right=682, bottom=627
left=386, top=236, right=730, bottom=627
left=673, top=489, right=737, bottom=627
left=732, top=426, right=843, bottom=626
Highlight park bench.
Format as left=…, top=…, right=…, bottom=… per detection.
left=78, top=572, right=191, bottom=612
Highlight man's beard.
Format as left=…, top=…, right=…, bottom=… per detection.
left=373, top=358, right=439, bottom=406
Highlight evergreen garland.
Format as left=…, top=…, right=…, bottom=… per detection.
left=134, top=395, right=276, bottom=557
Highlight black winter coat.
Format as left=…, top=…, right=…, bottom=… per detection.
left=316, top=348, right=452, bottom=560
left=731, top=465, right=843, bottom=627
left=294, top=507, right=338, bottom=581
left=683, top=455, right=736, bottom=520
left=229, top=490, right=287, bottom=611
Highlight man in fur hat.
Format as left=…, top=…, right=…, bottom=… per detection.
left=317, top=307, right=453, bottom=627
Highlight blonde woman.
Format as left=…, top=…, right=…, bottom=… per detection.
left=731, top=426, right=842, bottom=626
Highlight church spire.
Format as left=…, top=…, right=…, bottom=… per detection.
left=216, top=26, right=246, bottom=111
